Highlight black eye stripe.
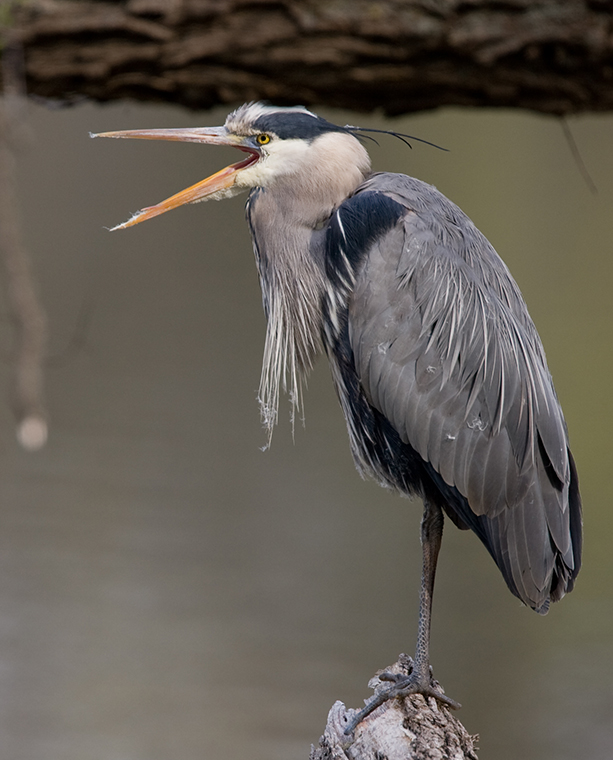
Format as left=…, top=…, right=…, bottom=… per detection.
left=252, top=113, right=347, bottom=140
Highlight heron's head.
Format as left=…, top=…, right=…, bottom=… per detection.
left=93, top=102, right=371, bottom=230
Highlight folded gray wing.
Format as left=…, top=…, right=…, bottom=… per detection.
left=348, top=173, right=577, bottom=610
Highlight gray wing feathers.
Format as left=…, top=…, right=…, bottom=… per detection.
left=348, top=174, right=576, bottom=610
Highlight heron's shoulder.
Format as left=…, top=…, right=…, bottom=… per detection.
left=357, top=172, right=479, bottom=229
left=359, top=171, right=434, bottom=193
left=329, top=183, right=405, bottom=257
left=357, top=172, right=443, bottom=207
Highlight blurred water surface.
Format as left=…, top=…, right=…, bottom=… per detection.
left=0, top=100, right=611, bottom=760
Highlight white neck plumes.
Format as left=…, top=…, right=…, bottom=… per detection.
left=245, top=131, right=371, bottom=442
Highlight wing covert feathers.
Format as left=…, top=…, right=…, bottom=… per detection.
left=344, top=173, right=581, bottom=612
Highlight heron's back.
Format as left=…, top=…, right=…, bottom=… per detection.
left=322, top=172, right=582, bottom=613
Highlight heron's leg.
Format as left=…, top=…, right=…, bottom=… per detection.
left=344, top=499, right=459, bottom=735
left=412, top=498, right=444, bottom=684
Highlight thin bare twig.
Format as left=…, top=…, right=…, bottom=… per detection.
left=0, top=15, right=48, bottom=449
left=560, top=118, right=598, bottom=196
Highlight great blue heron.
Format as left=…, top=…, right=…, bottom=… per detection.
left=94, top=103, right=582, bottom=730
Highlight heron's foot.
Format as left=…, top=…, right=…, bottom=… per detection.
left=343, top=658, right=460, bottom=736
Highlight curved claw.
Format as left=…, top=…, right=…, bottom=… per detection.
left=343, top=674, right=461, bottom=736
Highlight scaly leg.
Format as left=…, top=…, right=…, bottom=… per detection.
left=344, top=500, right=460, bottom=735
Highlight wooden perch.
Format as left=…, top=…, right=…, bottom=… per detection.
left=311, top=656, right=478, bottom=760
left=4, top=0, right=613, bottom=116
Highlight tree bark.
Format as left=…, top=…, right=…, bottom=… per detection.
left=311, top=656, right=478, bottom=760
left=3, top=0, right=613, bottom=116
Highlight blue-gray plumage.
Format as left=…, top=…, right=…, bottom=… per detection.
left=95, top=102, right=582, bottom=727
left=329, top=173, right=580, bottom=613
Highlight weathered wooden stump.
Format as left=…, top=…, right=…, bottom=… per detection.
left=311, top=656, right=478, bottom=760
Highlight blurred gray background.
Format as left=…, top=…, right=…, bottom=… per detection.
left=0, top=100, right=611, bottom=759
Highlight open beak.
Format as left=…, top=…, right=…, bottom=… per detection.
left=91, top=127, right=259, bottom=230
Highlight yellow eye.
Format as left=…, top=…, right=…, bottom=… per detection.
left=256, top=133, right=271, bottom=145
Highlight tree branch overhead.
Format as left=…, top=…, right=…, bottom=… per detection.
left=5, top=0, right=613, bottom=115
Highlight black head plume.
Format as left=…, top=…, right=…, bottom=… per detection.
left=345, top=125, right=448, bottom=152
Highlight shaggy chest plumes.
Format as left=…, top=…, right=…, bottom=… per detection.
left=244, top=130, right=370, bottom=439
left=246, top=187, right=327, bottom=435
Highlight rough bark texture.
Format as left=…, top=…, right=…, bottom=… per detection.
left=3, top=0, right=613, bottom=115
left=311, top=657, right=479, bottom=760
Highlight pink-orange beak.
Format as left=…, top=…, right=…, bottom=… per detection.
left=91, top=127, right=259, bottom=230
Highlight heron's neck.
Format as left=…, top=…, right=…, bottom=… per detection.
left=246, top=186, right=330, bottom=439
left=245, top=136, right=370, bottom=439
